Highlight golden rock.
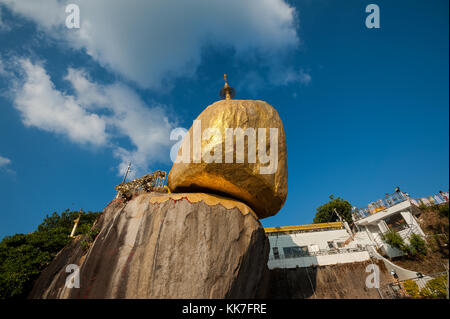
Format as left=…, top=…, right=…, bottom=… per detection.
left=167, top=99, right=288, bottom=219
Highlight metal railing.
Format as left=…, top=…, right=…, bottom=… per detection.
left=352, top=191, right=449, bottom=222
left=410, top=192, right=449, bottom=207
left=353, top=192, right=408, bottom=221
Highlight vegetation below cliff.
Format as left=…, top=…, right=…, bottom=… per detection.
left=0, top=209, right=101, bottom=299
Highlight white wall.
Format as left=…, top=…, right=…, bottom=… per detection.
left=401, top=211, right=426, bottom=238
left=267, top=228, right=372, bottom=269
left=361, top=210, right=427, bottom=258
left=353, top=230, right=373, bottom=246
left=266, top=208, right=428, bottom=268
left=364, top=225, right=384, bottom=248
left=381, top=243, right=404, bottom=258
left=268, top=251, right=371, bottom=269
left=268, top=229, right=352, bottom=260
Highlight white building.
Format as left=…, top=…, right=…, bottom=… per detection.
left=265, top=191, right=448, bottom=269
left=354, top=198, right=425, bottom=258
left=265, top=222, right=371, bottom=269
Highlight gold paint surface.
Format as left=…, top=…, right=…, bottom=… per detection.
left=149, top=192, right=257, bottom=218
left=167, top=99, right=288, bottom=219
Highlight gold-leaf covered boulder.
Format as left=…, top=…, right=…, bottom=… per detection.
left=167, top=99, right=288, bottom=219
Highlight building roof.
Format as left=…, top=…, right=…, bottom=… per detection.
left=264, top=221, right=343, bottom=234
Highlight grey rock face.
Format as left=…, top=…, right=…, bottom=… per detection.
left=29, top=192, right=269, bottom=299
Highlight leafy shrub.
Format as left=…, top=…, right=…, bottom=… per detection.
left=0, top=209, right=101, bottom=299
left=87, top=228, right=100, bottom=242
left=403, top=280, right=420, bottom=298
left=80, top=239, right=89, bottom=252
left=382, top=230, right=407, bottom=251
left=382, top=231, right=428, bottom=259
left=420, top=275, right=448, bottom=299
left=407, top=233, right=427, bottom=257
left=80, top=228, right=101, bottom=252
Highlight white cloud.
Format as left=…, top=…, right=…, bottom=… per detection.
left=14, top=59, right=108, bottom=146
left=0, top=0, right=300, bottom=89
left=1, top=0, right=305, bottom=176
left=0, top=57, right=5, bottom=75
left=0, top=6, right=8, bottom=31
left=0, top=155, right=11, bottom=167
left=236, top=66, right=312, bottom=98
left=0, top=155, right=14, bottom=175
left=270, top=67, right=312, bottom=86
left=12, top=59, right=174, bottom=176
left=238, top=67, right=312, bottom=96
left=298, top=70, right=312, bottom=85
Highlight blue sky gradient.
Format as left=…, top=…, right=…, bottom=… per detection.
left=0, top=0, right=448, bottom=239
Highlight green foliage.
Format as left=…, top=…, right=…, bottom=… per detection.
left=87, top=228, right=100, bottom=242
left=382, top=231, right=428, bottom=259
left=313, top=196, right=353, bottom=224
left=80, top=239, right=90, bottom=252
left=80, top=228, right=101, bottom=252
left=403, top=280, right=420, bottom=299
left=420, top=275, right=448, bottom=299
left=382, top=230, right=407, bottom=251
left=37, top=210, right=100, bottom=235
left=407, top=233, right=427, bottom=257
left=0, top=209, right=101, bottom=299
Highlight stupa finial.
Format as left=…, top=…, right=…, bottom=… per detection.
left=219, top=74, right=235, bottom=100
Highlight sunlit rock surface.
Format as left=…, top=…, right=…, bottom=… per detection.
left=168, top=99, right=288, bottom=219
left=29, top=192, right=269, bottom=299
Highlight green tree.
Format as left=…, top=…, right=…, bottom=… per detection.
left=0, top=209, right=101, bottom=299
left=313, top=195, right=353, bottom=224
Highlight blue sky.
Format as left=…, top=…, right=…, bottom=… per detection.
left=0, top=0, right=448, bottom=239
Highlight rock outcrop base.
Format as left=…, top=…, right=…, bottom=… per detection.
left=29, top=192, right=269, bottom=299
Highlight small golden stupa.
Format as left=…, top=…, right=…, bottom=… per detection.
left=167, top=75, right=288, bottom=219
